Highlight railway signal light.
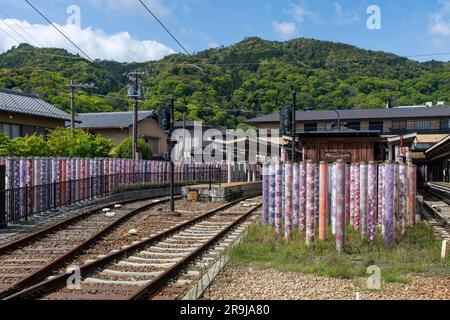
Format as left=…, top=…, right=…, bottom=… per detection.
left=280, top=105, right=294, bottom=136
left=159, top=104, right=172, bottom=133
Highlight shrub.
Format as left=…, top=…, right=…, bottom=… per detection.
left=113, top=137, right=152, bottom=160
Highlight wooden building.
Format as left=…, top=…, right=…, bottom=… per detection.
left=297, top=130, right=380, bottom=163
left=0, top=88, right=71, bottom=138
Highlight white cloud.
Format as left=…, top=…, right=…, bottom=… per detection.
left=272, top=21, right=298, bottom=40
left=0, top=19, right=175, bottom=62
left=429, top=0, right=450, bottom=37
left=288, top=2, right=321, bottom=24
left=208, top=42, right=219, bottom=49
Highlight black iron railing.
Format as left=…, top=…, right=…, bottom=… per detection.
left=0, top=167, right=230, bottom=226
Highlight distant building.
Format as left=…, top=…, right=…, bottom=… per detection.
left=74, top=111, right=167, bottom=157
left=0, top=88, right=71, bottom=138
left=246, top=105, right=450, bottom=162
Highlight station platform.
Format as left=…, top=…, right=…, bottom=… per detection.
left=421, top=182, right=450, bottom=229
left=181, top=181, right=262, bottom=202
left=426, top=182, right=450, bottom=199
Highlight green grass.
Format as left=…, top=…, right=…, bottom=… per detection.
left=228, top=222, right=450, bottom=284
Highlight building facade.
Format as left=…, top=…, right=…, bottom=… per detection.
left=0, top=88, right=71, bottom=138
left=75, top=111, right=168, bottom=157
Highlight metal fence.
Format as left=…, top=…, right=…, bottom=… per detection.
left=0, top=166, right=228, bottom=226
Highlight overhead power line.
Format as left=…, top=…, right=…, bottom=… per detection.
left=24, top=0, right=93, bottom=62
left=138, top=0, right=190, bottom=55
left=0, top=7, right=42, bottom=47
left=0, top=24, right=20, bottom=43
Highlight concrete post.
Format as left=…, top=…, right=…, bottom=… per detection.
left=319, top=161, right=327, bottom=240
left=227, top=163, right=232, bottom=184
left=336, top=160, right=345, bottom=253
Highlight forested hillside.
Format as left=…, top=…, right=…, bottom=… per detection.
left=1, top=38, right=449, bottom=128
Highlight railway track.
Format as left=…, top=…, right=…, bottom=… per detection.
left=0, top=195, right=182, bottom=299
left=419, top=187, right=450, bottom=239
left=4, top=196, right=262, bottom=300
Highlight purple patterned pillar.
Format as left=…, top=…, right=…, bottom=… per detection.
left=368, top=161, right=377, bottom=242
left=354, top=163, right=361, bottom=232
left=350, top=163, right=355, bottom=228
left=262, top=164, right=269, bottom=225
left=399, top=163, right=407, bottom=235
left=293, top=162, right=300, bottom=227
left=384, top=161, right=395, bottom=247
left=360, top=162, right=368, bottom=238
left=345, top=163, right=350, bottom=224
left=285, top=161, right=293, bottom=239
left=275, top=161, right=282, bottom=234
left=269, top=163, right=275, bottom=227
left=331, top=162, right=337, bottom=235
left=306, top=160, right=316, bottom=245
left=336, top=160, right=345, bottom=253
left=298, top=162, right=306, bottom=233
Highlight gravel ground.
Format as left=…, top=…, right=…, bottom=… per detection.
left=203, top=265, right=450, bottom=300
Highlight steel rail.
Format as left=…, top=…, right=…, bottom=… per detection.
left=129, top=203, right=262, bottom=300
left=0, top=195, right=181, bottom=299
left=3, top=194, right=261, bottom=300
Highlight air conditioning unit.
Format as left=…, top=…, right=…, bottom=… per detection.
left=425, top=102, right=433, bottom=107
left=437, top=101, right=445, bottom=107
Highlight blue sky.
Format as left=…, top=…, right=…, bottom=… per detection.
left=0, top=0, right=449, bottom=62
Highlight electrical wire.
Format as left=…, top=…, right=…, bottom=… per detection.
left=0, top=7, right=43, bottom=47
left=24, top=0, right=93, bottom=62
left=138, top=0, right=190, bottom=55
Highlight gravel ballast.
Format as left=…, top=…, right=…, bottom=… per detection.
left=203, top=265, right=450, bottom=300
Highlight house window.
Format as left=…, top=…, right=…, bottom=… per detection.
left=325, top=121, right=335, bottom=131
left=369, top=121, right=384, bottom=132
left=0, top=123, right=21, bottom=138
left=415, top=143, right=432, bottom=150
left=392, top=120, right=407, bottom=130
left=304, top=122, right=317, bottom=132
left=440, top=119, right=450, bottom=129
left=347, top=121, right=361, bottom=131
left=415, top=120, right=430, bottom=130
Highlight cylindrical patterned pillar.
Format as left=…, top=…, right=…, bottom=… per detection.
left=306, top=161, right=316, bottom=245
left=262, top=164, right=269, bottom=225
left=360, top=162, right=368, bottom=238
left=407, top=164, right=417, bottom=225
left=336, top=160, right=345, bottom=253
left=269, top=163, right=275, bottom=227
left=354, top=163, right=361, bottom=231
left=319, top=161, right=327, bottom=240
left=293, top=163, right=300, bottom=227
left=275, top=161, right=282, bottom=234
left=368, top=161, right=377, bottom=242
left=350, top=163, right=355, bottom=228
left=282, top=162, right=285, bottom=219
left=345, top=164, right=351, bottom=224
left=299, top=162, right=307, bottom=233
left=399, top=163, right=408, bottom=235
left=384, top=161, right=395, bottom=247
left=285, top=161, right=293, bottom=239
left=331, top=163, right=337, bottom=235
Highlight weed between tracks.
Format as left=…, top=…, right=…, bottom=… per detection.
left=228, top=223, right=450, bottom=284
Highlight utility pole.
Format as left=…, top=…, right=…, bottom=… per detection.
left=291, top=88, right=297, bottom=162
left=169, top=95, right=175, bottom=213
left=68, top=80, right=95, bottom=131
left=127, top=72, right=145, bottom=160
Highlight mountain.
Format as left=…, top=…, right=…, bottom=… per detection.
left=1, top=38, right=450, bottom=128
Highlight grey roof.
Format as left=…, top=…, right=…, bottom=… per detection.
left=0, top=88, right=71, bottom=121
left=75, top=111, right=155, bottom=129
left=245, top=106, right=450, bottom=124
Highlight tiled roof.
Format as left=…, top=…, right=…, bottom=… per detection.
left=0, top=88, right=71, bottom=121
left=245, top=106, right=450, bottom=123
left=75, top=111, right=155, bottom=129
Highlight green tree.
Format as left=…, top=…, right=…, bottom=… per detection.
left=113, top=137, right=152, bottom=160
left=12, top=134, right=49, bottom=157
left=0, top=132, right=12, bottom=156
